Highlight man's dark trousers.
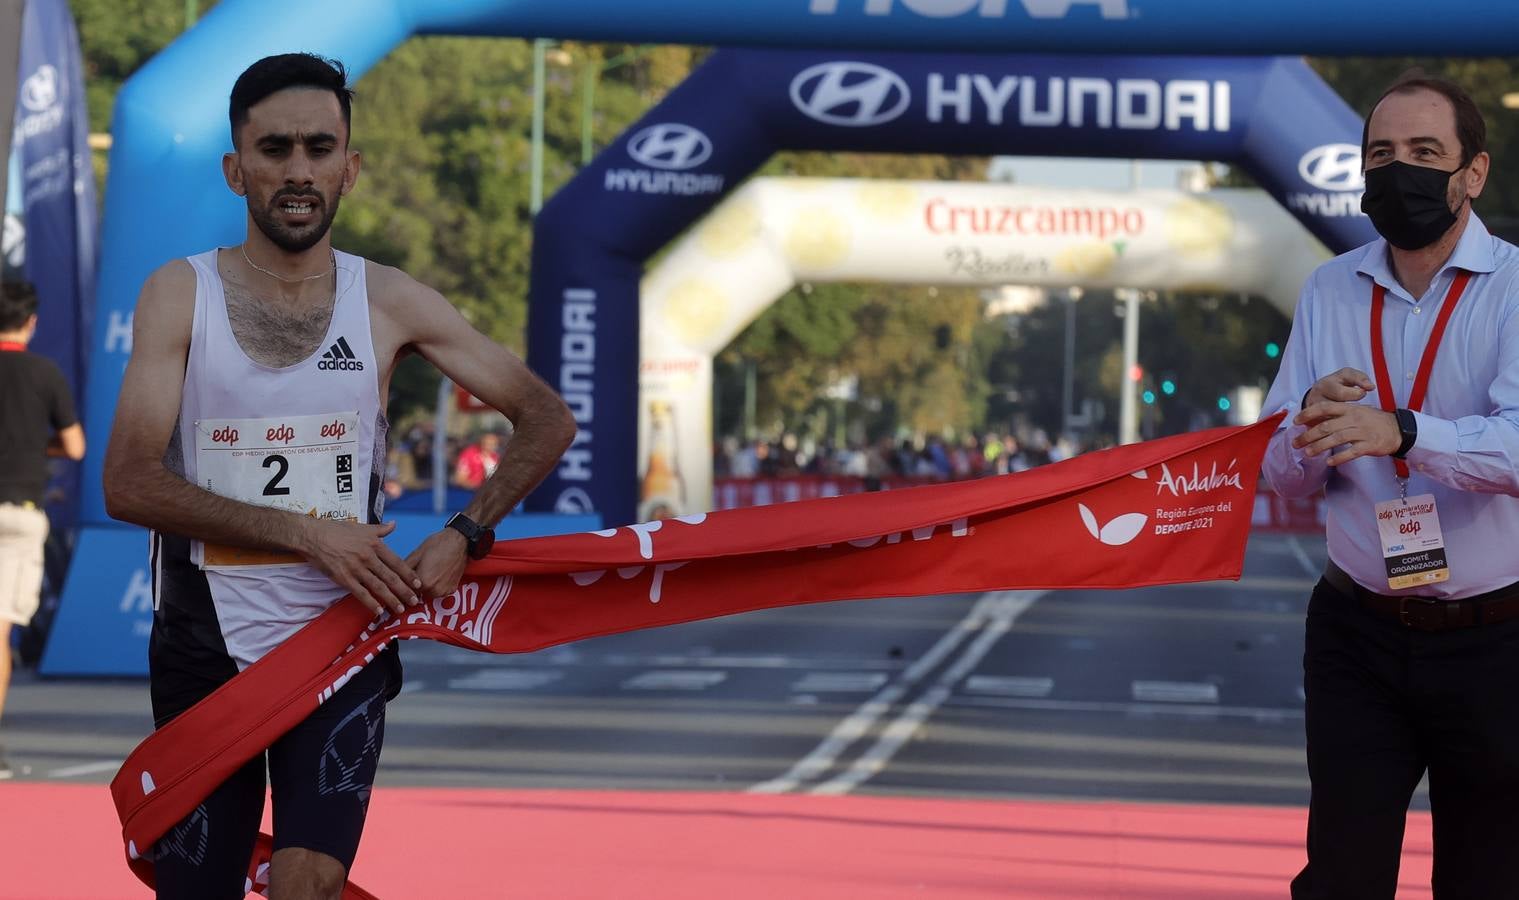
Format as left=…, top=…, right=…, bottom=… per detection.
left=1293, top=578, right=1519, bottom=899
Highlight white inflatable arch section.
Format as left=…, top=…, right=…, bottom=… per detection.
left=636, top=177, right=1327, bottom=519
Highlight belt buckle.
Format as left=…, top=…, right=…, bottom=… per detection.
left=1399, top=595, right=1442, bottom=630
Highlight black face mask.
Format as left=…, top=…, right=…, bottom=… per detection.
left=1360, top=160, right=1464, bottom=251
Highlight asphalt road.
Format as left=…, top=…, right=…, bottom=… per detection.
left=8, top=531, right=1391, bottom=810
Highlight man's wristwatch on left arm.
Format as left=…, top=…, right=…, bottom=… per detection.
left=445, top=512, right=496, bottom=560
left=1392, top=408, right=1418, bottom=459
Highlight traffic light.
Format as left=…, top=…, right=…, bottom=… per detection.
left=1142, top=390, right=1156, bottom=405
left=1128, top=364, right=1143, bottom=382
left=1265, top=342, right=1281, bottom=359
left=1217, top=396, right=1232, bottom=412
left=1161, top=379, right=1176, bottom=396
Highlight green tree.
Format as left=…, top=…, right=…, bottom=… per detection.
left=719, top=281, right=991, bottom=443
left=72, top=0, right=201, bottom=133
left=331, top=39, right=699, bottom=421
left=976, top=289, right=1289, bottom=441
left=718, top=148, right=994, bottom=441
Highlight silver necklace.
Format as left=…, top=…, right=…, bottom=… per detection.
left=240, top=244, right=335, bottom=284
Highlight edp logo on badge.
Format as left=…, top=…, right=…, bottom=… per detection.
left=790, top=61, right=911, bottom=127
left=626, top=124, right=713, bottom=171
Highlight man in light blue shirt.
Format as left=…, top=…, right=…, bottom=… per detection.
left=1262, top=74, right=1519, bottom=899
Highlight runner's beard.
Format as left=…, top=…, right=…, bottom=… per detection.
left=250, top=190, right=341, bottom=253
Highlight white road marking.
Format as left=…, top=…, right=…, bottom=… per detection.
left=791, top=672, right=890, bottom=693
left=48, top=761, right=122, bottom=779
left=951, top=695, right=1303, bottom=722
left=447, top=669, right=562, bottom=691
left=417, top=648, right=903, bottom=671
left=1131, top=681, right=1220, bottom=703
left=748, top=592, right=1023, bottom=795
left=964, top=675, right=1054, bottom=698
left=1286, top=534, right=1321, bottom=579
left=600, top=653, right=902, bottom=670
left=608, top=653, right=792, bottom=669
left=1173, top=575, right=1317, bottom=592
left=621, top=670, right=728, bottom=691
left=809, top=592, right=1041, bottom=795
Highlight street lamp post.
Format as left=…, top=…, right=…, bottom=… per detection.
left=579, top=47, right=653, bottom=164
left=1061, top=287, right=1080, bottom=436
left=529, top=38, right=548, bottom=216
left=580, top=62, right=597, bottom=165
left=1118, top=288, right=1141, bottom=445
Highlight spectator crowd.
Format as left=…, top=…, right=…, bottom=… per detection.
left=716, top=426, right=1110, bottom=485
left=382, top=421, right=508, bottom=500
left=383, top=420, right=1106, bottom=506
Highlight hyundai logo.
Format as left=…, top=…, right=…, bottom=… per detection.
left=1298, top=143, right=1364, bottom=192
left=790, top=61, right=911, bottom=128
left=627, top=123, right=713, bottom=171
left=808, top=0, right=1131, bottom=20
left=19, top=65, right=57, bottom=112
left=555, top=487, right=596, bottom=515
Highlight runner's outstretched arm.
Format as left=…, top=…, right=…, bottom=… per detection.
left=103, top=261, right=422, bottom=616
left=369, top=265, right=575, bottom=599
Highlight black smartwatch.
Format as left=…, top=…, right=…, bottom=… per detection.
left=1392, top=408, right=1418, bottom=459
left=445, top=513, right=496, bottom=560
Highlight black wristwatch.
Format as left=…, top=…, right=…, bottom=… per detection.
left=1392, top=408, right=1418, bottom=459
left=445, top=513, right=496, bottom=560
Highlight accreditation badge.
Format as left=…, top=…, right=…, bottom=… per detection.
left=193, top=411, right=363, bottom=569
left=1374, top=493, right=1451, bottom=590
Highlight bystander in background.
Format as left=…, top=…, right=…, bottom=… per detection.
left=0, top=281, right=85, bottom=779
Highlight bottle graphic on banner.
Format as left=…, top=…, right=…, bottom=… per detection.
left=640, top=400, right=685, bottom=521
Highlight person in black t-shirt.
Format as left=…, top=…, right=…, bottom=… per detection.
left=0, top=281, right=84, bottom=778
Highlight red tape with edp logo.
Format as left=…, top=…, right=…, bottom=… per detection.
left=111, top=416, right=1281, bottom=898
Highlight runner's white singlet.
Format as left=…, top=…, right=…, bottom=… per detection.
left=155, top=248, right=387, bottom=671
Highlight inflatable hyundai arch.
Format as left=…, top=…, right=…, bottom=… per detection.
left=636, top=177, right=1326, bottom=520
left=526, top=49, right=1375, bottom=524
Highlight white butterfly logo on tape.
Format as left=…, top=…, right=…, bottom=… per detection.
left=1077, top=470, right=1151, bottom=547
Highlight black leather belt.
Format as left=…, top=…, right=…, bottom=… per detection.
left=1324, top=561, right=1519, bottom=631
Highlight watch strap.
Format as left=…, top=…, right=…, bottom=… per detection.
left=1392, top=408, right=1418, bottom=459
left=446, top=512, right=482, bottom=540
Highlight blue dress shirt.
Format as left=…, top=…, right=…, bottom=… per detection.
left=1261, top=214, right=1519, bottom=598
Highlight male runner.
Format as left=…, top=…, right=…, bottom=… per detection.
left=102, top=53, right=575, bottom=900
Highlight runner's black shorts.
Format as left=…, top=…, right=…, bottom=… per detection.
left=149, top=647, right=400, bottom=900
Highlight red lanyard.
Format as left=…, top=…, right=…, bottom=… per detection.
left=0, top=341, right=24, bottom=352
left=1369, top=270, right=1471, bottom=479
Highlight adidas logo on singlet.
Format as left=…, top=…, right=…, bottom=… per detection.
left=317, top=336, right=365, bottom=372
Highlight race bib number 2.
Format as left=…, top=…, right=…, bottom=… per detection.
left=194, top=412, right=362, bottom=569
